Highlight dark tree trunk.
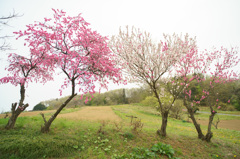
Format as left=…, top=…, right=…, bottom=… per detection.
left=151, top=86, right=170, bottom=137
left=205, top=112, right=216, bottom=142
left=186, top=106, right=216, bottom=142
left=41, top=94, right=77, bottom=133
left=122, top=88, right=127, bottom=104
left=157, top=111, right=169, bottom=137
left=19, top=84, right=26, bottom=107
left=5, top=116, right=18, bottom=129
left=5, top=103, right=18, bottom=129
left=5, top=84, right=29, bottom=130
left=183, top=96, right=205, bottom=140
left=187, top=108, right=205, bottom=140
left=5, top=103, right=29, bottom=129
left=41, top=70, right=78, bottom=133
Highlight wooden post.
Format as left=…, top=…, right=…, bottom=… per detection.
left=126, top=115, right=137, bottom=124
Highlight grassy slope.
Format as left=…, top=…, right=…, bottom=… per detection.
left=0, top=105, right=239, bottom=159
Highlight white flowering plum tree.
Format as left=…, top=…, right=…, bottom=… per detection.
left=110, top=26, right=197, bottom=137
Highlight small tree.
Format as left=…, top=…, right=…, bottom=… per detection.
left=110, top=26, right=197, bottom=137
left=33, top=103, right=47, bottom=111
left=0, top=51, right=53, bottom=129
left=176, top=47, right=240, bottom=141
left=15, top=9, right=123, bottom=133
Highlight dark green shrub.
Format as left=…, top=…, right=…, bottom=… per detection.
left=32, top=103, right=47, bottom=111
left=231, top=95, right=240, bottom=111
left=233, top=102, right=240, bottom=111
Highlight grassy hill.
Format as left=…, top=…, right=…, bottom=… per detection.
left=0, top=105, right=239, bottom=158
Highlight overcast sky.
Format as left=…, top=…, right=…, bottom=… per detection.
left=0, top=0, right=240, bottom=112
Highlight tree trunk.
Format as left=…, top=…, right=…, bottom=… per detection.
left=183, top=95, right=205, bottom=140
left=157, top=111, right=169, bottom=137
left=186, top=106, right=217, bottom=142
left=188, top=108, right=205, bottom=140
left=205, top=112, right=216, bottom=142
left=5, top=103, right=18, bottom=129
left=5, top=103, right=29, bottom=129
left=187, top=107, right=205, bottom=140
left=5, top=84, right=29, bottom=130
left=122, top=88, right=127, bottom=104
left=5, top=114, right=19, bottom=129
left=19, top=84, right=26, bottom=107
left=41, top=94, right=77, bottom=133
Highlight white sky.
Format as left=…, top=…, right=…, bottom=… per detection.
left=0, top=0, right=240, bottom=112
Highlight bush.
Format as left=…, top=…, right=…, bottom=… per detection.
left=233, top=103, right=240, bottom=111
left=32, top=103, right=47, bottom=111
left=141, top=96, right=158, bottom=107
left=226, top=105, right=236, bottom=111
left=46, top=106, right=53, bottom=110
left=218, top=102, right=227, bottom=111
left=231, top=95, right=240, bottom=111
left=130, top=118, right=144, bottom=133
left=218, top=102, right=236, bottom=111
left=169, top=100, right=183, bottom=120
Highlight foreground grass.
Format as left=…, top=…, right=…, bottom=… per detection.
left=0, top=105, right=239, bottom=159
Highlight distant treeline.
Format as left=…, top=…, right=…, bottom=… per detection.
left=39, top=78, right=240, bottom=111
left=41, top=86, right=151, bottom=109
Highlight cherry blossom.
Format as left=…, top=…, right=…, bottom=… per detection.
left=14, top=9, right=123, bottom=133
left=0, top=49, right=54, bottom=129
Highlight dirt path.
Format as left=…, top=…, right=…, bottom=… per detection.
left=58, top=106, right=121, bottom=122
left=196, top=120, right=240, bottom=131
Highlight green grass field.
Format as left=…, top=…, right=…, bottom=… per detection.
left=0, top=105, right=239, bottom=159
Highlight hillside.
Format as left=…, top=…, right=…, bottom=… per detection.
left=1, top=105, right=239, bottom=158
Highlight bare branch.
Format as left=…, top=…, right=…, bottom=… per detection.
left=0, top=10, right=23, bottom=51
left=0, top=10, right=23, bottom=26
left=40, top=113, right=47, bottom=124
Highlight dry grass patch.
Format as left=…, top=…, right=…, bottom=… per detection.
left=58, top=106, right=122, bottom=122
left=0, top=110, right=56, bottom=118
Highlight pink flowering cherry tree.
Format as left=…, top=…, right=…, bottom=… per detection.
left=110, top=26, right=197, bottom=137
left=0, top=49, right=54, bottom=129
left=177, top=46, right=240, bottom=141
left=15, top=9, right=123, bottom=133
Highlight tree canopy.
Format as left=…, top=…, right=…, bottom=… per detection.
left=33, top=103, right=47, bottom=111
